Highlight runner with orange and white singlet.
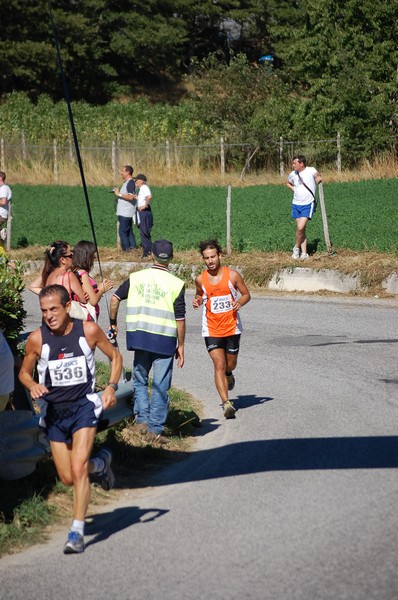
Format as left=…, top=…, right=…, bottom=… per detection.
left=193, top=239, right=251, bottom=419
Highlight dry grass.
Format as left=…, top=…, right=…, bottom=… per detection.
left=6, top=155, right=398, bottom=187
left=11, top=246, right=398, bottom=298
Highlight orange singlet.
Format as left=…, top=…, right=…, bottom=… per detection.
left=201, top=266, right=242, bottom=337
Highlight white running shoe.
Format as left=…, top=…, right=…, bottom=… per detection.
left=63, top=530, right=84, bottom=554
left=300, top=253, right=309, bottom=260
left=0, top=228, right=7, bottom=241
left=291, top=247, right=300, bottom=259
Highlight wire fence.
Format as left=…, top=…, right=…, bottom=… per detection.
left=0, top=131, right=388, bottom=181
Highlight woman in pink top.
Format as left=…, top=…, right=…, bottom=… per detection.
left=30, top=240, right=86, bottom=302
left=72, top=241, right=113, bottom=317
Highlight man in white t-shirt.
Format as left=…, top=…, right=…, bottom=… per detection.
left=0, top=171, right=12, bottom=245
left=134, top=174, right=153, bottom=259
left=286, top=155, right=322, bottom=260
left=113, top=165, right=137, bottom=252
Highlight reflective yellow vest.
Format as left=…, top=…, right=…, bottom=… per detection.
left=126, top=267, right=184, bottom=355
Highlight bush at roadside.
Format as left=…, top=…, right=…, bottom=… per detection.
left=0, top=257, right=26, bottom=353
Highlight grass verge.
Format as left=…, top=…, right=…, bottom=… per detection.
left=0, top=382, right=201, bottom=558
left=14, top=246, right=398, bottom=297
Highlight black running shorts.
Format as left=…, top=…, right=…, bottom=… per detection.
left=204, top=334, right=241, bottom=355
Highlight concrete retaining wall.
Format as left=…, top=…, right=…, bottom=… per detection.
left=23, top=261, right=398, bottom=295
left=269, top=268, right=361, bottom=293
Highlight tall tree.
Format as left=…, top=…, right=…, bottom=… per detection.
left=0, top=1, right=109, bottom=102
left=268, top=0, right=398, bottom=157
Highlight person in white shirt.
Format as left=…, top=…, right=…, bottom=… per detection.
left=0, top=171, right=12, bottom=246
left=113, top=165, right=137, bottom=252
left=286, top=155, right=322, bottom=260
left=134, top=174, right=153, bottom=259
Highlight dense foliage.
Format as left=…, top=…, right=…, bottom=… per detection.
left=0, top=0, right=267, bottom=102
left=0, top=257, right=26, bottom=350
left=9, top=180, right=398, bottom=254
left=0, top=1, right=396, bottom=163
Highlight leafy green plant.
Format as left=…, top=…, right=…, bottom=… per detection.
left=0, top=257, right=26, bottom=351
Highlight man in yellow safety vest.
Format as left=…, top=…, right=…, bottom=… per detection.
left=110, top=240, right=186, bottom=444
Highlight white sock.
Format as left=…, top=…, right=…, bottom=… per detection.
left=71, top=519, right=85, bottom=536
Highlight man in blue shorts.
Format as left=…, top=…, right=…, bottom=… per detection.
left=19, top=284, right=122, bottom=554
left=286, top=154, right=322, bottom=260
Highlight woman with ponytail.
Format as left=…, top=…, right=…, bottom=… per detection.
left=30, top=240, right=86, bottom=303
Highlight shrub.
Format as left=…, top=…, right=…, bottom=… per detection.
left=0, top=257, right=26, bottom=352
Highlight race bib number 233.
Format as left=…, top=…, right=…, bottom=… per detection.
left=210, top=294, right=233, bottom=314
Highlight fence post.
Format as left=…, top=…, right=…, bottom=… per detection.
left=1, top=138, right=4, bottom=171
left=337, top=132, right=341, bottom=173
left=68, top=131, right=74, bottom=163
left=174, top=140, right=179, bottom=166
left=165, top=139, right=171, bottom=172
left=22, top=130, right=27, bottom=161
left=318, top=182, right=332, bottom=253
left=220, top=136, right=225, bottom=181
left=53, top=139, right=58, bottom=182
left=116, top=219, right=121, bottom=251
left=279, top=136, right=284, bottom=177
left=117, top=131, right=121, bottom=166
left=112, top=141, right=116, bottom=181
left=6, top=200, right=12, bottom=252
left=226, top=185, right=231, bottom=256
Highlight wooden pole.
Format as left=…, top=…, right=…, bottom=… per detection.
left=5, top=200, right=12, bottom=252
left=220, top=136, right=225, bottom=181
left=165, top=139, right=171, bottom=172
left=337, top=131, right=341, bottom=173
left=239, top=146, right=260, bottom=181
left=111, top=141, right=116, bottom=181
left=68, top=131, right=74, bottom=163
left=53, top=139, right=58, bottom=182
left=1, top=138, right=5, bottom=171
left=117, top=131, right=121, bottom=166
left=22, top=130, right=27, bottom=161
left=226, top=185, right=231, bottom=256
left=279, top=136, right=284, bottom=177
left=116, top=218, right=121, bottom=251
left=318, top=182, right=332, bottom=253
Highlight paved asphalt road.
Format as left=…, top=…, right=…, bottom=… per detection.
left=1, top=290, right=398, bottom=599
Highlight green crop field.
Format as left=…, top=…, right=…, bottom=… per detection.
left=8, top=179, right=398, bottom=254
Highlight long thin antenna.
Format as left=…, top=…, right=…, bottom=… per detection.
left=47, top=1, right=112, bottom=319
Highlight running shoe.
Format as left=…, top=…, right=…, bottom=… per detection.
left=133, top=422, right=148, bottom=435
left=291, top=247, right=300, bottom=259
left=96, top=448, right=115, bottom=490
left=145, top=431, right=170, bottom=445
left=0, top=228, right=7, bottom=241
left=226, top=373, right=235, bottom=391
left=300, top=253, right=309, bottom=260
left=63, top=530, right=84, bottom=554
left=223, top=401, right=236, bottom=419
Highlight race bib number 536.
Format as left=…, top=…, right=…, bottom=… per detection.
left=210, top=294, right=232, bottom=314
left=48, top=356, right=88, bottom=387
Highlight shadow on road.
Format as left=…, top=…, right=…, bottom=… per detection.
left=85, top=506, right=169, bottom=548
left=145, top=435, right=398, bottom=488
left=235, top=394, right=273, bottom=410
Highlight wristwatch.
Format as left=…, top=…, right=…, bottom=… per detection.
left=107, top=382, right=119, bottom=391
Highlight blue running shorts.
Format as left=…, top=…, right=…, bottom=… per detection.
left=42, top=394, right=102, bottom=444
left=291, top=201, right=316, bottom=220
